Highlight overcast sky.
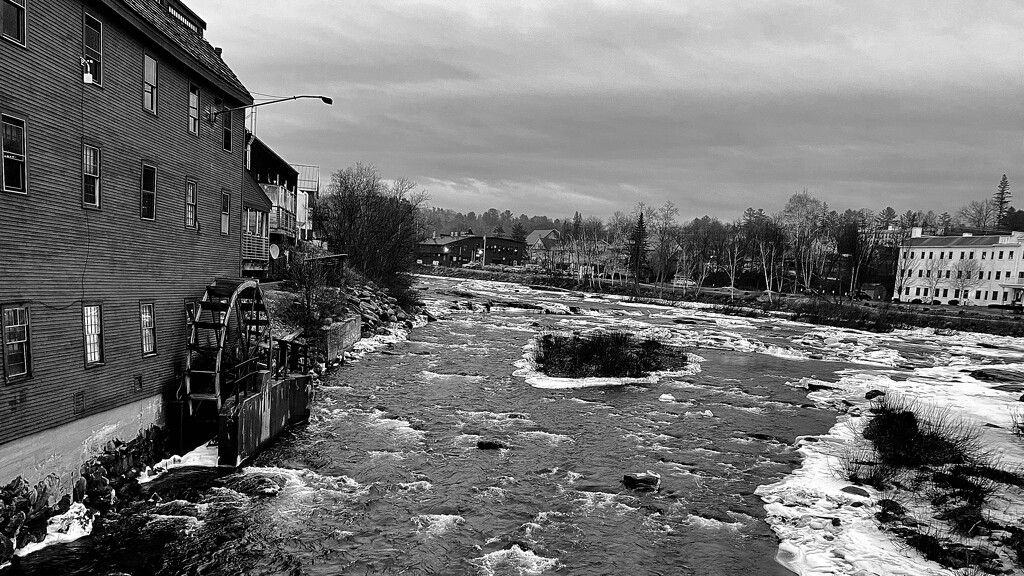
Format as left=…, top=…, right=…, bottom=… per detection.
left=199, top=0, right=1024, bottom=221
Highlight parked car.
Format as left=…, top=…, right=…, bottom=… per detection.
left=463, top=261, right=481, bottom=269
left=672, top=277, right=697, bottom=288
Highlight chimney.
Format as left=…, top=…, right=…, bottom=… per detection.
left=214, top=47, right=223, bottom=57
left=910, top=227, right=923, bottom=238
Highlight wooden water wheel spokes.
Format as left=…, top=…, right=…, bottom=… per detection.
left=184, top=279, right=272, bottom=415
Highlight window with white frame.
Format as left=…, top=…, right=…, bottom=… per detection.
left=141, top=163, right=156, bottom=219
left=140, top=303, right=155, bottom=356
left=83, top=305, right=103, bottom=365
left=220, top=191, right=229, bottom=234
left=143, top=54, right=158, bottom=113
left=1, top=0, right=26, bottom=45
left=185, top=180, right=197, bottom=227
left=83, top=14, right=102, bottom=84
left=83, top=144, right=100, bottom=207
left=188, top=84, right=199, bottom=135
left=2, top=304, right=30, bottom=380
left=2, top=115, right=26, bottom=193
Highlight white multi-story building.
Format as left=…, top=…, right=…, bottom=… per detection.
left=897, top=228, right=1024, bottom=306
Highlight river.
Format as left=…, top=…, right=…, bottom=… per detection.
left=7, top=275, right=972, bottom=576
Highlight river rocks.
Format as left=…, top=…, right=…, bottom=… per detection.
left=0, top=532, right=12, bottom=564
left=865, top=389, right=886, bottom=400
left=220, top=471, right=290, bottom=497
left=622, top=471, right=661, bottom=492
left=840, top=485, right=870, bottom=498
left=477, top=439, right=509, bottom=450
left=969, top=368, right=1024, bottom=384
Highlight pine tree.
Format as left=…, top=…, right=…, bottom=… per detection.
left=995, top=174, right=1011, bottom=226
left=628, top=212, right=647, bottom=292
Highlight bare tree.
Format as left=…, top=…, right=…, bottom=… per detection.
left=922, top=257, right=946, bottom=301
left=314, top=163, right=428, bottom=302
left=949, top=259, right=983, bottom=304
left=957, top=199, right=997, bottom=230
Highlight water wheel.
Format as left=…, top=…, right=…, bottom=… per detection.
left=184, top=278, right=271, bottom=415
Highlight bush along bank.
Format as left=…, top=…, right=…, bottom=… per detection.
left=268, top=278, right=426, bottom=370
left=838, top=392, right=1024, bottom=572
left=0, top=425, right=171, bottom=564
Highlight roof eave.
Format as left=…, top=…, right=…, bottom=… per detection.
left=96, top=0, right=252, bottom=105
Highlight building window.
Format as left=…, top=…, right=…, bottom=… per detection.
left=83, top=14, right=102, bottom=84
left=143, top=54, right=158, bottom=114
left=221, top=191, right=229, bottom=234
left=1004, top=292, right=1009, bottom=302
left=141, top=163, right=156, bottom=220
left=979, top=271, right=984, bottom=280
left=915, top=288, right=921, bottom=296
left=925, top=270, right=930, bottom=278
left=82, top=145, right=100, bottom=207
left=918, top=270, right=923, bottom=277
left=188, top=84, right=199, bottom=135
left=958, top=271, right=963, bottom=279
left=1, top=115, right=27, bottom=193
left=923, top=288, right=929, bottom=297
left=1000, top=251, right=1005, bottom=259
left=982, top=252, right=986, bottom=259
left=942, top=289, right=948, bottom=297
left=1019, top=272, right=1024, bottom=279
left=83, top=305, right=103, bottom=365
left=976, top=290, right=982, bottom=300
left=1011, top=251, right=1015, bottom=259
left=928, top=252, right=933, bottom=259
left=960, top=252, right=964, bottom=259
left=945, top=270, right=950, bottom=279
left=1, top=0, right=25, bottom=45
left=996, top=271, right=1001, bottom=280
left=905, top=287, right=910, bottom=296
left=988, top=271, right=992, bottom=280
left=2, top=305, right=30, bottom=380
left=222, top=109, right=232, bottom=151
left=910, top=252, right=915, bottom=259
left=140, top=303, right=155, bottom=356
left=185, top=180, right=197, bottom=227
left=969, top=251, right=974, bottom=259
left=984, top=291, right=989, bottom=300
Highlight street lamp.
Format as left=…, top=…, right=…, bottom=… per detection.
left=210, top=94, right=333, bottom=120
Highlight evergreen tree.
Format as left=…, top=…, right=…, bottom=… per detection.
left=510, top=222, right=528, bottom=243
left=995, top=174, right=1011, bottom=226
left=627, top=212, right=647, bottom=292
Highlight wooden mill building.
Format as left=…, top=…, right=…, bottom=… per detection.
left=0, top=0, right=253, bottom=485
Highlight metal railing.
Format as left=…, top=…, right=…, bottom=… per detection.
left=270, top=207, right=296, bottom=236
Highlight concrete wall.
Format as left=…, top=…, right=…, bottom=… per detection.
left=0, top=393, right=164, bottom=493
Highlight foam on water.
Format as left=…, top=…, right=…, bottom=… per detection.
left=397, top=480, right=432, bottom=492
left=412, top=513, right=464, bottom=536
left=13, top=503, right=94, bottom=557
left=516, top=430, right=575, bottom=445
left=470, top=545, right=559, bottom=576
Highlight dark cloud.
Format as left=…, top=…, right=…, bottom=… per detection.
left=202, top=0, right=1024, bottom=220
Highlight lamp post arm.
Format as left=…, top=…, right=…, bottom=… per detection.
left=211, top=95, right=332, bottom=119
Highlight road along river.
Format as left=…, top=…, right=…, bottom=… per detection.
left=9, top=275, right=1022, bottom=575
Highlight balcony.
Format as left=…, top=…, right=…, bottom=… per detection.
left=270, top=207, right=296, bottom=238
left=243, top=234, right=269, bottom=265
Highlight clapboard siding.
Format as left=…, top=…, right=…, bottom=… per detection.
left=0, top=0, right=250, bottom=445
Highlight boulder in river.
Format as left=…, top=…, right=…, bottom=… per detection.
left=622, top=471, right=661, bottom=491
left=477, top=439, right=508, bottom=450
left=969, top=368, right=1024, bottom=384
left=864, top=389, right=886, bottom=400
